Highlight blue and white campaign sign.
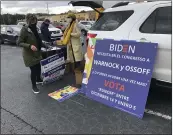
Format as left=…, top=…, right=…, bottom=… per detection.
left=40, top=53, right=65, bottom=84
left=86, top=39, right=158, bottom=118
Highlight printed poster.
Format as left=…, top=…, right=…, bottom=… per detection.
left=86, top=39, right=158, bottom=118
left=40, top=53, right=65, bottom=84
left=48, top=86, right=79, bottom=102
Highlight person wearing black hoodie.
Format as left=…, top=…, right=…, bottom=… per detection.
left=40, top=19, right=52, bottom=42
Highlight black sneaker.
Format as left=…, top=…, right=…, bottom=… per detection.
left=32, top=87, right=40, bottom=94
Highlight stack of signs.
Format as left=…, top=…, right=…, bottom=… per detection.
left=48, top=86, right=79, bottom=102
left=83, top=39, right=158, bottom=118
left=40, top=52, right=65, bottom=84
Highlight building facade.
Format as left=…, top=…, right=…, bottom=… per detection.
left=48, top=10, right=96, bottom=22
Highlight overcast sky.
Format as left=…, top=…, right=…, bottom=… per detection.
left=1, top=1, right=92, bottom=14
left=1, top=1, right=120, bottom=14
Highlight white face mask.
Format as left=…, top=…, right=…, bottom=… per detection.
left=67, top=18, right=72, bottom=23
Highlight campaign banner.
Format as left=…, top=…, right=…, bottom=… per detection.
left=42, top=65, right=65, bottom=84
left=41, top=53, right=65, bottom=73
left=86, top=39, right=158, bottom=118
left=40, top=53, right=65, bottom=84
left=48, top=86, right=79, bottom=102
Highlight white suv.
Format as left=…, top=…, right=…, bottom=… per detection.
left=71, top=1, right=172, bottom=87
left=17, top=21, right=63, bottom=41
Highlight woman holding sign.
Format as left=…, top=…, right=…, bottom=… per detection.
left=56, top=13, right=84, bottom=88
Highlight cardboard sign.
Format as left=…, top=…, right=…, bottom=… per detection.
left=86, top=39, right=158, bottom=118
left=40, top=53, right=65, bottom=84
left=48, top=86, right=79, bottom=102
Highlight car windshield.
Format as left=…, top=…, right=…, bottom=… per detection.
left=37, top=21, right=55, bottom=28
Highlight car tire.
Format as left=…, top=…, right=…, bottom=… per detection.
left=0, top=36, right=4, bottom=45
left=0, top=39, right=4, bottom=45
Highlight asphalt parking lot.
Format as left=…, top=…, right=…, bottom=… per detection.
left=1, top=44, right=172, bottom=134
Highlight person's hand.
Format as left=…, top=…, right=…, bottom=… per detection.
left=30, top=45, right=37, bottom=51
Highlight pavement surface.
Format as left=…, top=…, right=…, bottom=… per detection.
left=1, top=44, right=172, bottom=134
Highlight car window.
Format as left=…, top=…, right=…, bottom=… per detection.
left=90, top=10, right=134, bottom=31
left=140, top=6, right=172, bottom=34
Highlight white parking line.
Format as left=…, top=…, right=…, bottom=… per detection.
left=78, top=94, right=172, bottom=120
left=145, top=109, right=172, bottom=120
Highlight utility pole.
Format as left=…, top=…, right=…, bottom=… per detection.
left=46, top=2, right=49, bottom=15
left=46, top=2, right=50, bottom=19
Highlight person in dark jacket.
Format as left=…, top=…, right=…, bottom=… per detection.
left=17, top=14, right=46, bottom=94
left=40, top=19, right=51, bottom=42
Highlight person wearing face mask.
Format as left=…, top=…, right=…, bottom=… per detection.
left=56, top=13, right=84, bottom=88
left=40, top=19, right=52, bottom=43
left=17, top=14, right=46, bottom=94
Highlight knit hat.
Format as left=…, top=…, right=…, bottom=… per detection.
left=25, top=13, right=37, bottom=24
left=67, top=13, right=76, bottom=20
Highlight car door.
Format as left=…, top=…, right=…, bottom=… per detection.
left=128, top=3, right=172, bottom=83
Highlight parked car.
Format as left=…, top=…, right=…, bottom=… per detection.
left=71, top=1, right=172, bottom=88
left=1, top=25, right=21, bottom=45
left=17, top=21, right=63, bottom=41
left=52, top=22, right=64, bottom=30
left=17, top=22, right=27, bottom=27
left=56, top=25, right=63, bottom=30
left=60, top=22, right=69, bottom=33
left=17, top=22, right=42, bottom=34
left=79, top=21, right=94, bottom=30
left=78, top=21, right=95, bottom=36
left=77, top=23, right=88, bottom=36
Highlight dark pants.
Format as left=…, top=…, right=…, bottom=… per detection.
left=29, top=63, right=41, bottom=87
left=65, top=60, right=85, bottom=85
